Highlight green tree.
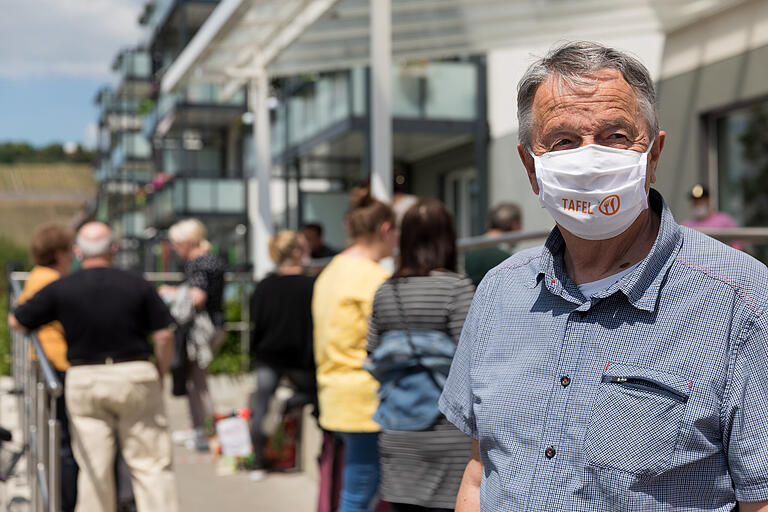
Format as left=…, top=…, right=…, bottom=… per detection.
left=0, top=142, right=96, bottom=164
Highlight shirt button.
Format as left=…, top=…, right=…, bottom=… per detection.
left=560, top=376, right=571, bottom=387
left=545, top=446, right=556, bottom=459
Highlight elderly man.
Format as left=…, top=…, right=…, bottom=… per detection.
left=10, top=222, right=178, bottom=512
left=439, top=42, right=768, bottom=511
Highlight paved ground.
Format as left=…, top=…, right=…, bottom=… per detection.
left=0, top=375, right=320, bottom=512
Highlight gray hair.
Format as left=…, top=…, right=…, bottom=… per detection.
left=517, top=41, right=659, bottom=149
left=75, top=231, right=114, bottom=258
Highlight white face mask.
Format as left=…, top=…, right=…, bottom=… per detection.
left=531, top=143, right=653, bottom=240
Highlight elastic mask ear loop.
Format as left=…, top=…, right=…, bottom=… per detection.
left=644, top=138, right=655, bottom=156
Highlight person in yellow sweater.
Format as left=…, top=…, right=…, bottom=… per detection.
left=18, top=221, right=78, bottom=511
left=313, top=186, right=397, bottom=512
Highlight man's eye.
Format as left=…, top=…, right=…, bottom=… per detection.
left=552, top=139, right=572, bottom=149
left=607, top=133, right=627, bottom=140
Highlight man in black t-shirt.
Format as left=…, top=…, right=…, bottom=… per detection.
left=10, top=222, right=178, bottom=512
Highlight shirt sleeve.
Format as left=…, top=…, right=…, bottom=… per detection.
left=186, top=260, right=209, bottom=291
left=723, top=312, right=768, bottom=502
left=366, top=286, right=385, bottom=353
left=439, top=276, right=487, bottom=439
left=143, top=281, right=174, bottom=332
left=13, top=281, right=58, bottom=330
left=249, top=280, right=264, bottom=349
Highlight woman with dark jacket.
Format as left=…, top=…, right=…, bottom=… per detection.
left=249, top=230, right=317, bottom=477
left=367, top=198, right=475, bottom=511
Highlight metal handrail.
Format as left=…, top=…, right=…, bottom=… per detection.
left=10, top=270, right=257, bottom=372
left=457, top=229, right=551, bottom=251
left=7, top=273, right=63, bottom=512
left=456, top=226, right=768, bottom=251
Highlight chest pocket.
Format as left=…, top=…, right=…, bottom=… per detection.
left=583, top=362, right=691, bottom=476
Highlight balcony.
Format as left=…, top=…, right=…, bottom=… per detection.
left=109, top=133, right=153, bottom=181
left=144, top=0, right=220, bottom=54
left=112, top=50, right=152, bottom=97
left=149, top=177, right=245, bottom=226
left=144, top=83, right=246, bottom=138
left=269, top=60, right=479, bottom=156
left=115, top=211, right=147, bottom=239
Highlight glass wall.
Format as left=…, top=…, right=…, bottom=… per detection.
left=150, top=178, right=246, bottom=225
left=269, top=60, right=479, bottom=156
left=715, top=100, right=768, bottom=227
left=713, top=99, right=768, bottom=260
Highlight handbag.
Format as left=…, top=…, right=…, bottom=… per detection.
left=364, top=280, right=456, bottom=431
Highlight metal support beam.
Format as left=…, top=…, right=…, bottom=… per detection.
left=248, top=69, right=275, bottom=280
left=370, top=0, right=392, bottom=202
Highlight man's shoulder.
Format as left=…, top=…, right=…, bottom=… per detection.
left=677, top=226, right=768, bottom=312
left=477, top=246, right=543, bottom=292
left=485, top=246, right=543, bottom=276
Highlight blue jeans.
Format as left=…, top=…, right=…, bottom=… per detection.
left=337, top=432, right=380, bottom=512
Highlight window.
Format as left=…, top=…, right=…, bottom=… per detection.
left=710, top=98, right=768, bottom=259
left=713, top=100, right=768, bottom=225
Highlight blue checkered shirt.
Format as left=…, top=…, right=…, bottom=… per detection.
left=440, top=190, right=768, bottom=511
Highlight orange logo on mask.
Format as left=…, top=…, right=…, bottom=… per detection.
left=599, top=195, right=621, bottom=216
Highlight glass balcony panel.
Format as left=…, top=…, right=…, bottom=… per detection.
left=188, top=179, right=215, bottom=212
left=161, top=148, right=223, bottom=178
left=335, top=73, right=351, bottom=122
left=288, top=96, right=306, bottom=145
left=154, top=188, right=174, bottom=224
left=352, top=68, right=365, bottom=117
left=216, top=181, right=245, bottom=213
left=270, top=106, right=286, bottom=156
left=123, top=133, right=152, bottom=159
left=146, top=0, right=174, bottom=31
left=316, top=79, right=332, bottom=131
left=424, top=63, right=477, bottom=120
left=392, top=70, right=422, bottom=118
left=172, top=181, right=185, bottom=211
left=121, top=211, right=147, bottom=237
left=119, top=51, right=151, bottom=79
left=185, top=84, right=246, bottom=106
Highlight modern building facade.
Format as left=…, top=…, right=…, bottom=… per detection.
left=94, top=0, right=768, bottom=273
left=93, top=47, right=154, bottom=269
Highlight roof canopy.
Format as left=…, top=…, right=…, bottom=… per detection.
left=163, top=0, right=748, bottom=99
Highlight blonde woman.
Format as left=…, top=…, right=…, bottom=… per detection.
left=161, top=218, right=226, bottom=451
left=313, top=186, right=398, bottom=512
left=248, top=230, right=317, bottom=478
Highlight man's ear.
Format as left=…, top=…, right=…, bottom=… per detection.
left=518, top=144, right=539, bottom=195
left=647, top=130, right=666, bottom=185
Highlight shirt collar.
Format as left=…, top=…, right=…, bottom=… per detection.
left=533, top=189, right=683, bottom=312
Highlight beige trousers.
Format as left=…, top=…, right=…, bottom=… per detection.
left=66, top=361, right=178, bottom=512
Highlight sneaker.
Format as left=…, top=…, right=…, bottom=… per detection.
left=171, top=429, right=195, bottom=445
left=249, top=469, right=267, bottom=482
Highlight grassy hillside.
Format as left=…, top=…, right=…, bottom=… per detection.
left=0, top=163, right=95, bottom=246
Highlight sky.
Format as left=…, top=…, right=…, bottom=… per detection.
left=0, top=0, right=147, bottom=148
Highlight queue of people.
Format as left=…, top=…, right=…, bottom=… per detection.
left=8, top=39, right=766, bottom=512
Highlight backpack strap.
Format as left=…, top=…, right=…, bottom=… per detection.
left=391, top=278, right=442, bottom=390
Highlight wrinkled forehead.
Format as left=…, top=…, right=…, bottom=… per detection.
left=531, top=69, right=646, bottom=131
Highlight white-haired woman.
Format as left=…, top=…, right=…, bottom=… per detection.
left=161, top=218, right=226, bottom=451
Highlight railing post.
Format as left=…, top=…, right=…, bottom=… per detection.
left=28, top=357, right=37, bottom=512
left=48, top=414, right=61, bottom=512
left=37, top=381, right=48, bottom=486
left=240, top=283, right=250, bottom=372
